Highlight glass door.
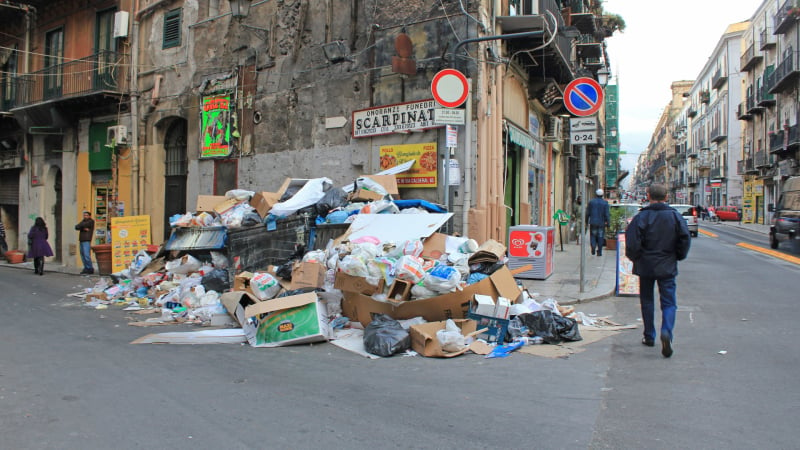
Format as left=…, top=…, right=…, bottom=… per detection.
left=94, top=9, right=117, bottom=90
left=43, top=28, right=64, bottom=99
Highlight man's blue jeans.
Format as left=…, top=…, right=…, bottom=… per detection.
left=639, top=276, right=677, bottom=342
left=589, top=225, right=605, bottom=253
left=79, top=241, right=92, bottom=271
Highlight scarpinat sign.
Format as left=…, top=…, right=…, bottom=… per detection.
left=352, top=100, right=442, bottom=138
left=379, top=142, right=438, bottom=188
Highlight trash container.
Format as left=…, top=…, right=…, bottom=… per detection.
left=91, top=243, right=113, bottom=275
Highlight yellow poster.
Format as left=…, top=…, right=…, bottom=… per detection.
left=616, top=234, right=639, bottom=296
left=379, top=142, right=438, bottom=188
left=110, top=215, right=151, bottom=273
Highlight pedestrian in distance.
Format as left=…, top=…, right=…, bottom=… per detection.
left=0, top=217, right=7, bottom=258
left=586, top=188, right=610, bottom=256
left=625, top=183, right=691, bottom=358
left=75, top=211, right=95, bottom=274
left=27, top=217, right=54, bottom=276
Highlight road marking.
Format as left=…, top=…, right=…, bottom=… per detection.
left=699, top=229, right=717, bottom=237
left=737, top=242, right=800, bottom=265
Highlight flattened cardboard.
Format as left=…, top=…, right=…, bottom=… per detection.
left=345, top=213, right=453, bottom=244
left=289, top=262, right=326, bottom=290
left=334, top=272, right=385, bottom=295
left=213, top=198, right=243, bottom=215
left=342, top=265, right=521, bottom=327
left=250, top=191, right=282, bottom=218
left=362, top=174, right=399, bottom=195
left=221, top=291, right=330, bottom=347
left=409, top=319, right=478, bottom=357
left=468, top=239, right=507, bottom=264
left=420, top=232, right=447, bottom=260
left=196, top=195, right=227, bottom=212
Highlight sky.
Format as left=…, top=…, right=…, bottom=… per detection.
left=602, top=0, right=761, bottom=186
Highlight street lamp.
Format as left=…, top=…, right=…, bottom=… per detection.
left=596, top=67, right=610, bottom=87
left=229, top=0, right=252, bottom=19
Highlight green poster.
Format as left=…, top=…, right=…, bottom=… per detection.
left=201, top=95, right=232, bottom=157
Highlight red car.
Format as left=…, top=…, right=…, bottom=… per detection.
left=712, top=206, right=741, bottom=221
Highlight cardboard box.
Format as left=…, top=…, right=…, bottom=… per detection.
left=468, top=239, right=507, bottom=264
left=85, top=292, right=108, bottom=302
left=467, top=312, right=509, bottom=344
left=213, top=198, right=244, bottom=215
left=342, top=265, right=521, bottom=327
left=233, top=271, right=254, bottom=292
left=471, top=294, right=496, bottom=317
left=387, top=279, right=413, bottom=301
left=250, top=191, right=282, bottom=218
left=349, top=174, right=400, bottom=201
left=409, top=319, right=478, bottom=357
left=334, top=272, right=385, bottom=295
left=221, top=291, right=330, bottom=347
left=494, top=297, right=511, bottom=320
left=196, top=195, right=227, bottom=212
left=290, top=262, right=327, bottom=290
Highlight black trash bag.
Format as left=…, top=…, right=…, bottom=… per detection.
left=363, top=314, right=411, bottom=357
left=241, top=211, right=263, bottom=227
left=275, top=261, right=294, bottom=280
left=469, top=261, right=506, bottom=276
left=201, top=269, right=231, bottom=293
left=279, top=185, right=303, bottom=202
left=518, top=310, right=582, bottom=344
left=316, top=188, right=349, bottom=217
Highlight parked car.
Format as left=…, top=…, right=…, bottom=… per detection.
left=769, top=176, right=800, bottom=250
left=671, top=204, right=699, bottom=237
left=713, top=205, right=741, bottom=222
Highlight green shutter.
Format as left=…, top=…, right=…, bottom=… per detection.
left=89, top=122, right=115, bottom=171
left=163, top=9, right=181, bottom=49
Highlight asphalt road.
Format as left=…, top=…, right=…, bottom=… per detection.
left=1, top=231, right=798, bottom=449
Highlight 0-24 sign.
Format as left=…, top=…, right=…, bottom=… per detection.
left=571, top=131, right=597, bottom=144
left=569, top=117, right=598, bottom=145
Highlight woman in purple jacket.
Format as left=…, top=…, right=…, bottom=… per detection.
left=27, top=217, right=54, bottom=275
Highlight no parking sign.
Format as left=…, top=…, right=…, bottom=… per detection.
left=564, top=77, right=604, bottom=117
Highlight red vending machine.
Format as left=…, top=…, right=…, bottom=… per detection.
left=507, top=225, right=554, bottom=279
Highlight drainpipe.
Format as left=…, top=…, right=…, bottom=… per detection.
left=131, top=0, right=140, bottom=215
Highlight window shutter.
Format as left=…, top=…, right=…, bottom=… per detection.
left=163, top=9, right=181, bottom=49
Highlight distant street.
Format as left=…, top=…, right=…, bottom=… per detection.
left=1, top=231, right=798, bottom=449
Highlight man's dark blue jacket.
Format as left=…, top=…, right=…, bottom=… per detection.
left=625, top=202, right=691, bottom=279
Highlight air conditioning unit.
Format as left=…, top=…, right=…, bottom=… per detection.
left=113, top=11, right=129, bottom=38
left=107, top=125, right=128, bottom=147
left=544, top=116, right=563, bottom=142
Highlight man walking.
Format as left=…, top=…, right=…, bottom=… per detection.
left=75, top=211, right=95, bottom=274
left=586, top=188, right=609, bottom=256
left=625, top=183, right=691, bottom=358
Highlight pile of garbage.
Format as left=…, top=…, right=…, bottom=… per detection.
left=78, top=173, right=585, bottom=357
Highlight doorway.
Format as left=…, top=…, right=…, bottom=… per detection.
left=163, top=120, right=187, bottom=239
left=54, top=169, right=62, bottom=262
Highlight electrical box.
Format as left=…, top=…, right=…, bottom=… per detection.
left=107, top=125, right=128, bottom=146
left=113, top=11, right=129, bottom=38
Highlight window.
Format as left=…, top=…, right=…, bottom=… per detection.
left=163, top=9, right=181, bottom=49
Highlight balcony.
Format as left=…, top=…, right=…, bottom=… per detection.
left=687, top=147, right=697, bottom=158
left=710, top=125, right=727, bottom=143
left=737, top=102, right=753, bottom=120
left=700, top=90, right=710, bottom=104
left=11, top=51, right=129, bottom=117
left=755, top=149, right=772, bottom=168
left=576, top=34, right=603, bottom=60
left=698, top=155, right=712, bottom=169
left=699, top=140, right=710, bottom=150
left=687, top=106, right=697, bottom=118
left=757, top=82, right=776, bottom=106
left=788, top=124, right=800, bottom=149
left=711, top=68, right=728, bottom=90
left=687, top=175, right=698, bottom=185
left=740, top=43, right=762, bottom=71
left=768, top=52, right=800, bottom=94
left=769, top=130, right=785, bottom=153
left=0, top=145, right=23, bottom=169
left=773, top=0, right=798, bottom=35
left=710, top=167, right=724, bottom=179
left=738, top=158, right=757, bottom=175
left=670, top=154, right=682, bottom=167
left=497, top=0, right=560, bottom=32
left=760, top=28, right=777, bottom=50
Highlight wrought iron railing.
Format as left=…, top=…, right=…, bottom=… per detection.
left=12, top=51, right=128, bottom=108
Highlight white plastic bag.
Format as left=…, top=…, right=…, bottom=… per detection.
left=225, top=189, right=255, bottom=201
left=395, top=255, right=425, bottom=284
left=422, top=264, right=461, bottom=293
left=436, top=319, right=466, bottom=353
left=128, top=250, right=152, bottom=277
left=250, top=272, right=281, bottom=300
left=269, top=177, right=332, bottom=217
left=210, top=251, right=230, bottom=269
left=165, top=254, right=202, bottom=274
left=339, top=255, right=369, bottom=277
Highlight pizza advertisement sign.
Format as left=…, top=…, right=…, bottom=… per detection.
left=379, top=142, right=438, bottom=188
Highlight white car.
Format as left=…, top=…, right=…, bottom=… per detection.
left=670, top=204, right=699, bottom=237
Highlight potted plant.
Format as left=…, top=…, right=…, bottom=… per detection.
left=605, top=206, right=627, bottom=250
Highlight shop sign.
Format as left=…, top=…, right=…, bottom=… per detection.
left=352, top=100, right=441, bottom=138
left=201, top=95, right=232, bottom=158
left=379, top=142, right=437, bottom=187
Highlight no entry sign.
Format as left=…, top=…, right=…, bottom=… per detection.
left=431, top=69, right=469, bottom=108
left=564, top=77, right=604, bottom=117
